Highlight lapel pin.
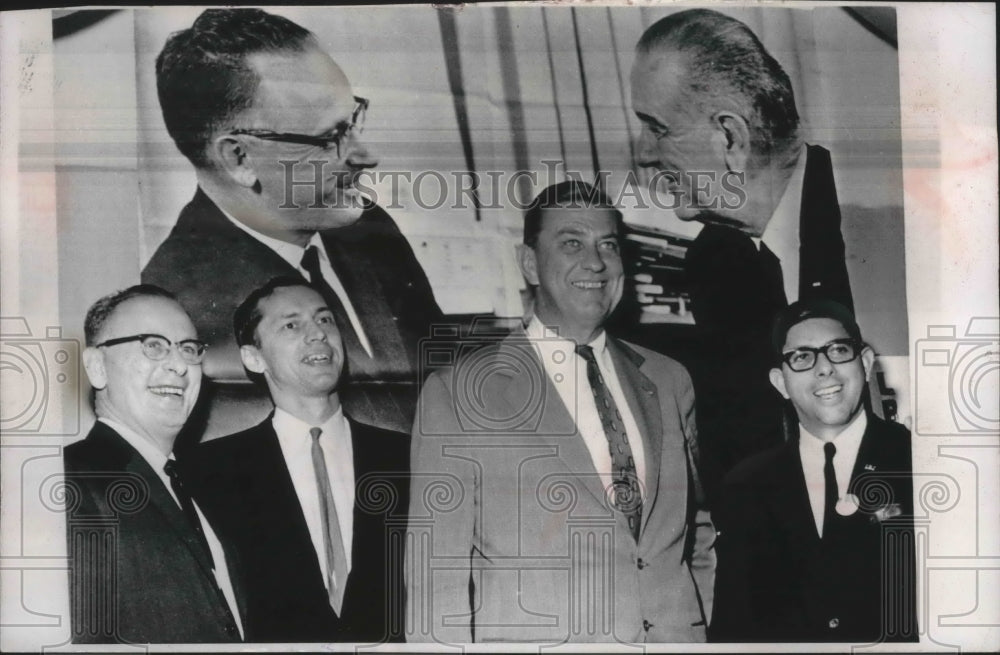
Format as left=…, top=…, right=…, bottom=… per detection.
left=836, top=493, right=860, bottom=516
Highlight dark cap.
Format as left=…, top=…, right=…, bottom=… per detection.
left=771, top=298, right=863, bottom=363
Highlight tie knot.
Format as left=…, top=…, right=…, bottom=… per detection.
left=575, top=344, right=596, bottom=363
left=310, top=427, right=323, bottom=442
left=824, top=441, right=836, bottom=461
left=301, top=245, right=321, bottom=276
left=163, top=459, right=179, bottom=479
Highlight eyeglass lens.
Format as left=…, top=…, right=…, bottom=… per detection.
left=141, top=336, right=205, bottom=364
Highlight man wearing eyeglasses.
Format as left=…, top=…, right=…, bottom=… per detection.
left=709, top=299, right=916, bottom=643
left=63, top=285, right=244, bottom=643
left=142, top=8, right=442, bottom=433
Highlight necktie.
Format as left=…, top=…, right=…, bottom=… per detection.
left=758, top=241, right=788, bottom=308
left=163, top=460, right=215, bottom=568
left=310, top=427, right=350, bottom=615
left=576, top=345, right=643, bottom=542
left=822, top=441, right=839, bottom=539
left=300, top=245, right=371, bottom=372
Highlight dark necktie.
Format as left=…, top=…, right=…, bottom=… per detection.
left=300, top=245, right=370, bottom=371
left=310, top=427, right=349, bottom=615
left=758, top=241, right=788, bottom=307
left=576, top=344, right=643, bottom=542
left=822, top=441, right=839, bottom=539
left=163, top=460, right=215, bottom=568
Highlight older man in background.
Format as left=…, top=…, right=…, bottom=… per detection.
left=631, top=9, right=855, bottom=505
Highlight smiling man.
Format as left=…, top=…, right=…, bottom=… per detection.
left=142, top=8, right=442, bottom=432
left=187, top=278, right=408, bottom=642
left=64, top=285, right=243, bottom=643
left=630, top=9, right=856, bottom=508
left=407, top=182, right=714, bottom=643
left=710, top=299, right=916, bottom=643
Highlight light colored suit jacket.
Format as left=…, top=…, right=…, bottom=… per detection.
left=406, top=329, right=715, bottom=644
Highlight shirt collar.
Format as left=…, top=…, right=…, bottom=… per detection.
left=799, top=409, right=868, bottom=454
left=752, top=144, right=807, bottom=254
left=98, top=417, right=172, bottom=472
left=525, top=316, right=607, bottom=357
left=272, top=405, right=346, bottom=450
left=211, top=188, right=322, bottom=272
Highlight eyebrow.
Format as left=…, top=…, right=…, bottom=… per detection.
left=634, top=111, right=667, bottom=130
left=554, top=226, right=619, bottom=240
left=784, top=337, right=852, bottom=351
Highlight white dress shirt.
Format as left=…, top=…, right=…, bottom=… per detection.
left=98, top=418, right=244, bottom=638
left=752, top=144, right=808, bottom=303
left=526, top=317, right=647, bottom=500
left=798, top=411, right=868, bottom=537
left=272, top=407, right=355, bottom=589
left=219, top=199, right=374, bottom=357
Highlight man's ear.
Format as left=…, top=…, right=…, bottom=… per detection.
left=211, top=135, right=258, bottom=188
left=768, top=367, right=789, bottom=399
left=715, top=111, right=751, bottom=174
left=516, top=244, right=539, bottom=286
left=82, top=347, right=107, bottom=390
left=240, top=344, right=267, bottom=375
left=860, top=345, right=876, bottom=381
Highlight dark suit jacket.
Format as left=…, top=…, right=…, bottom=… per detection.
left=142, top=188, right=444, bottom=431
left=684, top=145, right=854, bottom=506
left=189, top=414, right=410, bottom=643
left=710, top=414, right=917, bottom=643
left=63, top=421, right=243, bottom=644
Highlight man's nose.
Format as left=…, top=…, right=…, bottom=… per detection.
left=344, top=134, right=378, bottom=170
left=304, top=320, right=329, bottom=341
left=581, top=245, right=608, bottom=271
left=813, top=351, right=835, bottom=375
left=163, top=345, right=189, bottom=375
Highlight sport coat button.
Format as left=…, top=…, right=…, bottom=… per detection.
left=642, top=620, right=653, bottom=631
left=828, top=617, right=840, bottom=629
left=636, top=557, right=646, bottom=569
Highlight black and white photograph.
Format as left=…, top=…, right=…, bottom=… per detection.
left=0, top=2, right=996, bottom=650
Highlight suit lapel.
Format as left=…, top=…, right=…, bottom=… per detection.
left=190, top=189, right=295, bottom=275
left=88, top=424, right=219, bottom=579
left=496, top=332, right=609, bottom=511
left=257, top=422, right=328, bottom=585
left=772, top=443, right=823, bottom=546
left=606, top=338, right=663, bottom=537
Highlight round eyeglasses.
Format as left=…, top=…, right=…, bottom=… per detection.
left=95, top=334, right=208, bottom=365
left=780, top=338, right=861, bottom=372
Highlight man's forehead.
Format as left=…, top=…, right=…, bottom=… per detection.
left=259, top=285, right=328, bottom=318
left=104, top=296, right=194, bottom=336
left=539, top=208, right=620, bottom=232
left=783, top=317, right=850, bottom=348
left=250, top=49, right=350, bottom=94
left=633, top=50, right=689, bottom=90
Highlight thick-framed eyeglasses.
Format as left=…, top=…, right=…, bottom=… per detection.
left=780, top=338, right=862, bottom=372
left=95, top=334, right=208, bottom=365
left=229, top=96, right=369, bottom=159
